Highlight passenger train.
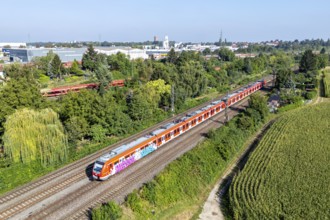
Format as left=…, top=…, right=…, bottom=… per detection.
left=92, top=79, right=267, bottom=180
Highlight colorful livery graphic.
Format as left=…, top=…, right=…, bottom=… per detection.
left=93, top=79, right=267, bottom=180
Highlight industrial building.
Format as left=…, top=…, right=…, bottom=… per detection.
left=3, top=48, right=87, bottom=63
left=95, top=47, right=148, bottom=60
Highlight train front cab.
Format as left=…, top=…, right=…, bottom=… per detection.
left=93, top=159, right=115, bottom=180
left=93, top=160, right=105, bottom=180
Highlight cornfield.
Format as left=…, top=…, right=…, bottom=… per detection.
left=229, top=103, right=330, bottom=219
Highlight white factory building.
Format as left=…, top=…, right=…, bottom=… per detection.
left=95, top=47, right=148, bottom=60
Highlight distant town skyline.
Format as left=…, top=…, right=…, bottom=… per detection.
left=1, top=0, right=330, bottom=43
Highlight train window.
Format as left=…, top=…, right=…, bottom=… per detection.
left=114, top=161, right=118, bottom=165
left=125, top=155, right=129, bottom=159
left=158, top=138, right=161, bottom=143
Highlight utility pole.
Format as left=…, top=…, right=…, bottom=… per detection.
left=224, top=91, right=229, bottom=123
left=272, top=68, right=276, bottom=88
left=219, top=30, right=223, bottom=47
left=171, top=84, right=175, bottom=115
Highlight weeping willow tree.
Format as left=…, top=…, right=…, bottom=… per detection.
left=3, top=108, right=68, bottom=166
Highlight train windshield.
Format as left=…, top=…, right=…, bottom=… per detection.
left=94, top=161, right=104, bottom=172
left=94, top=166, right=102, bottom=172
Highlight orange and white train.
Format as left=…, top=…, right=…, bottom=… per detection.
left=92, top=79, right=267, bottom=180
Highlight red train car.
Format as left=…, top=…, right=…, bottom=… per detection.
left=42, top=80, right=125, bottom=97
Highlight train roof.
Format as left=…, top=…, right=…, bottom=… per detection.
left=151, top=128, right=166, bottom=136
left=125, top=136, right=150, bottom=149
left=97, top=136, right=150, bottom=162
left=200, top=104, right=213, bottom=111
left=187, top=111, right=198, bottom=117
left=161, top=122, right=176, bottom=130
left=211, top=100, right=222, bottom=105
left=180, top=116, right=189, bottom=121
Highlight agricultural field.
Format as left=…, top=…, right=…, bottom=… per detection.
left=229, top=103, right=330, bottom=219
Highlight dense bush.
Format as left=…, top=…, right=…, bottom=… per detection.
left=91, top=201, right=122, bottom=220
left=305, top=90, right=317, bottom=100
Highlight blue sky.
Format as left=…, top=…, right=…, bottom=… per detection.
left=1, top=0, right=329, bottom=42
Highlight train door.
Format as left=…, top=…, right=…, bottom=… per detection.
left=135, top=148, right=141, bottom=160
left=170, top=131, right=174, bottom=139
left=109, top=163, right=114, bottom=175
left=119, top=157, right=124, bottom=163
left=157, top=137, right=162, bottom=146
left=149, top=141, right=156, bottom=150
left=174, top=128, right=179, bottom=137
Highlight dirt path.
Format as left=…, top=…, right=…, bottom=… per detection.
left=199, top=120, right=275, bottom=220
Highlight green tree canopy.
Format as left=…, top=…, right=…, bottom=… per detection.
left=317, top=54, right=328, bottom=69
left=107, top=52, right=131, bottom=76
left=299, top=49, right=318, bottom=73
left=3, top=108, right=68, bottom=166
left=82, top=45, right=99, bottom=72
left=3, top=63, right=40, bottom=80
left=70, top=60, right=84, bottom=76
left=275, top=68, right=294, bottom=89
left=0, top=77, right=44, bottom=139
left=167, top=48, right=178, bottom=63
left=50, top=54, right=62, bottom=78
left=248, top=93, right=269, bottom=121
left=218, top=48, right=235, bottom=62
left=95, top=64, right=113, bottom=96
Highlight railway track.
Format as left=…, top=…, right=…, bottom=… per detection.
left=0, top=76, right=273, bottom=220
left=30, top=94, right=252, bottom=220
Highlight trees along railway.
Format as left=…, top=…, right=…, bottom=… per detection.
left=0, top=76, right=272, bottom=219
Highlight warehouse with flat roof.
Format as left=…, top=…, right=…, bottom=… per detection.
left=4, top=48, right=87, bottom=63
